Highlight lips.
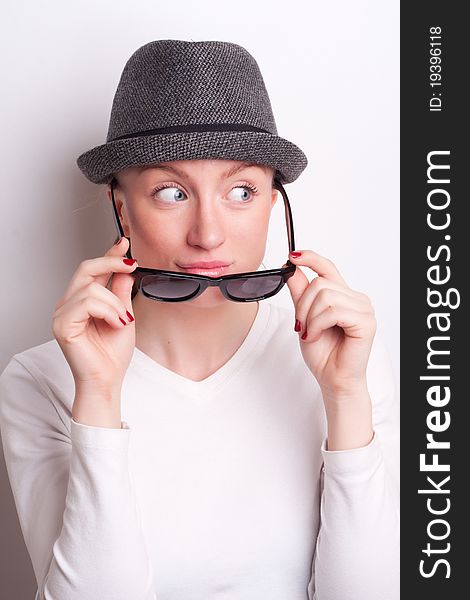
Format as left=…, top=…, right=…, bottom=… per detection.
left=177, top=261, right=232, bottom=277
left=178, top=261, right=232, bottom=269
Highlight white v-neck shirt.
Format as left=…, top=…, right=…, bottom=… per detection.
left=0, top=301, right=399, bottom=600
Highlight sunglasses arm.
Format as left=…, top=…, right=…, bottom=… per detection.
left=273, top=179, right=296, bottom=260
left=110, top=178, right=133, bottom=259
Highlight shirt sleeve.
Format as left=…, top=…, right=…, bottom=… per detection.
left=309, top=332, right=400, bottom=600
left=0, top=356, right=157, bottom=600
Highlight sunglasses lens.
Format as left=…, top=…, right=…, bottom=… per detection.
left=139, top=271, right=287, bottom=302
left=141, top=275, right=201, bottom=300
left=225, top=274, right=284, bottom=300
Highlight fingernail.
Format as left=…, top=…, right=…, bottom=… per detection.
left=115, top=237, right=123, bottom=245
left=294, top=319, right=301, bottom=332
left=301, top=328, right=308, bottom=340
left=119, top=317, right=127, bottom=326
left=290, top=251, right=302, bottom=258
left=123, top=258, right=136, bottom=265
left=126, top=310, right=135, bottom=323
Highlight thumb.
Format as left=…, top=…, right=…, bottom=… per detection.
left=110, top=272, right=135, bottom=314
left=106, top=238, right=135, bottom=311
left=105, top=235, right=130, bottom=258
left=285, top=262, right=310, bottom=308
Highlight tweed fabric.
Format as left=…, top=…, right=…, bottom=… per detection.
left=76, top=39, right=308, bottom=185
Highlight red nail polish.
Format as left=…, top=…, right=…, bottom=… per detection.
left=301, top=329, right=307, bottom=340
left=119, top=317, right=127, bottom=326
left=123, top=258, right=136, bottom=265
left=126, top=310, right=135, bottom=323
left=290, top=251, right=302, bottom=258
left=294, top=319, right=301, bottom=332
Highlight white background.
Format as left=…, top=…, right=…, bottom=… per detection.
left=0, top=1, right=399, bottom=595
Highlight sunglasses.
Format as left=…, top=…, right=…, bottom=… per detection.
left=110, top=176, right=297, bottom=303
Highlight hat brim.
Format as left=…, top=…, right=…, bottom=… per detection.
left=76, top=130, right=308, bottom=185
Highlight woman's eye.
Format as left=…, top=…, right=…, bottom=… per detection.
left=228, top=185, right=257, bottom=202
left=152, top=186, right=186, bottom=203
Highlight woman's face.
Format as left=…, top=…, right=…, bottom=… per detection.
left=109, top=159, right=278, bottom=306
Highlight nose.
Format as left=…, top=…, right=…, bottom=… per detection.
left=185, top=196, right=226, bottom=250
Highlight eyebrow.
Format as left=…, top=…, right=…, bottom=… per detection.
left=142, top=161, right=266, bottom=180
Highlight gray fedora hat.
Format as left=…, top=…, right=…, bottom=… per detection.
left=76, top=39, right=308, bottom=185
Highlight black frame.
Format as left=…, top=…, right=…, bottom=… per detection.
left=109, top=177, right=297, bottom=302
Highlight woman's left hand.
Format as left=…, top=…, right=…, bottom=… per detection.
left=285, top=250, right=377, bottom=400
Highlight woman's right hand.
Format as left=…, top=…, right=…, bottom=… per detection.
left=52, top=238, right=138, bottom=421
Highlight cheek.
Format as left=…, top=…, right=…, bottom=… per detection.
left=233, top=210, right=270, bottom=268
left=129, top=210, right=181, bottom=248
left=127, top=210, right=184, bottom=262
left=239, top=209, right=270, bottom=245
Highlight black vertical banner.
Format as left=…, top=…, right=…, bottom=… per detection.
left=401, top=2, right=467, bottom=597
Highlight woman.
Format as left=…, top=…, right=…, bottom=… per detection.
left=0, top=40, right=399, bottom=599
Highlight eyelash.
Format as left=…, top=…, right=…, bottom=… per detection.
left=151, top=181, right=259, bottom=199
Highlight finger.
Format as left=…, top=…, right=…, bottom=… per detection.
left=52, top=296, right=130, bottom=343
left=56, top=251, right=138, bottom=309
left=301, top=305, right=377, bottom=343
left=104, top=236, right=128, bottom=257
left=289, top=250, right=348, bottom=287
left=90, top=236, right=134, bottom=288
left=54, top=281, right=134, bottom=324
left=295, top=283, right=373, bottom=329
left=110, top=272, right=135, bottom=318
left=285, top=262, right=311, bottom=307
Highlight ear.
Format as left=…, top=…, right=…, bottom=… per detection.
left=271, top=188, right=278, bottom=208
left=107, top=184, right=131, bottom=237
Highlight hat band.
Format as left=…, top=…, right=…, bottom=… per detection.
left=109, top=122, right=272, bottom=142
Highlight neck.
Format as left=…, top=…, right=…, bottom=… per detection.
left=132, top=293, right=259, bottom=381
